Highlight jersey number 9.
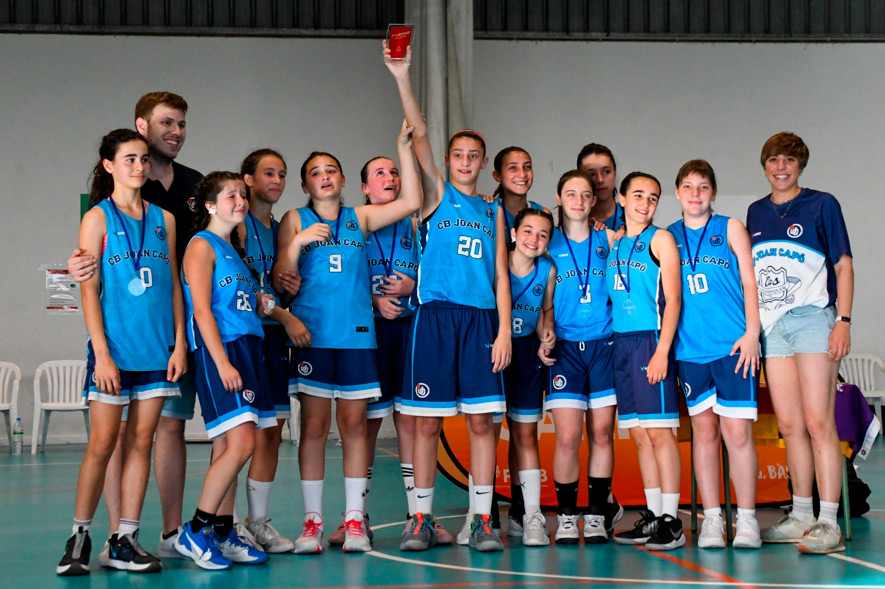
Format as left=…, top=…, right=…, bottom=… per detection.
left=329, top=253, right=343, bottom=273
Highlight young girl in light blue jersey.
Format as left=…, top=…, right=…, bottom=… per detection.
left=175, top=172, right=282, bottom=571
left=541, top=170, right=619, bottom=545
left=607, top=172, right=684, bottom=551
left=58, top=130, right=186, bottom=577
left=273, top=123, right=422, bottom=554
left=385, top=42, right=512, bottom=553
left=669, top=160, right=761, bottom=549
left=577, top=143, right=623, bottom=231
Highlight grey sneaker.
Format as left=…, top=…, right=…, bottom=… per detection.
left=555, top=514, right=580, bottom=545
left=400, top=513, right=437, bottom=551
left=697, top=514, right=726, bottom=549
left=246, top=517, right=295, bottom=553
left=157, top=526, right=185, bottom=559
left=522, top=511, right=550, bottom=547
left=582, top=514, right=608, bottom=544
left=234, top=520, right=262, bottom=550
left=761, top=512, right=816, bottom=544
left=469, top=514, right=503, bottom=552
left=798, top=522, right=846, bottom=554
left=455, top=512, right=473, bottom=546
left=507, top=514, right=524, bottom=538
left=733, top=513, right=762, bottom=549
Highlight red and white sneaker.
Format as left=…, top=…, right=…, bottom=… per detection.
left=342, top=518, right=372, bottom=553
left=293, top=519, right=324, bottom=554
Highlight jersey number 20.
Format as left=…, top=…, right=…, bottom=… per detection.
left=457, top=236, right=482, bottom=259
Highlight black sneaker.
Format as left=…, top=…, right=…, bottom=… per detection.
left=613, top=510, right=658, bottom=545
left=57, top=527, right=91, bottom=576
left=106, top=532, right=163, bottom=573
left=645, top=515, right=685, bottom=551
left=604, top=496, right=625, bottom=535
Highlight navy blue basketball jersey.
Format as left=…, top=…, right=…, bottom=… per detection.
left=96, top=198, right=174, bottom=371
left=501, top=200, right=543, bottom=248
left=669, top=215, right=747, bottom=363
left=606, top=226, right=665, bottom=334
left=244, top=212, right=281, bottom=326
left=183, top=230, right=263, bottom=351
left=549, top=227, right=612, bottom=341
left=510, top=255, right=552, bottom=338
left=416, top=182, right=498, bottom=309
left=290, top=206, right=376, bottom=349
left=365, top=217, right=418, bottom=318
left=747, top=188, right=852, bottom=335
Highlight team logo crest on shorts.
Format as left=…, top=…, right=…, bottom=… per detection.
left=634, top=241, right=646, bottom=253
left=297, top=361, right=313, bottom=376
left=400, top=236, right=413, bottom=249
left=710, top=235, right=723, bottom=247
left=243, top=389, right=255, bottom=403
left=532, top=284, right=543, bottom=296
left=187, top=197, right=196, bottom=212
left=596, top=247, right=608, bottom=259
left=415, top=383, right=431, bottom=398
left=787, top=224, right=803, bottom=238
left=155, top=227, right=166, bottom=241
left=346, top=221, right=358, bottom=231
left=552, top=375, right=567, bottom=390
left=683, top=382, right=692, bottom=397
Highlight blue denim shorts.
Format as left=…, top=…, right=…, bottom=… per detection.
left=762, top=305, right=835, bottom=358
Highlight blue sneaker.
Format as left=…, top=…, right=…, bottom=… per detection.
left=218, top=528, right=269, bottom=564
left=174, top=522, right=232, bottom=571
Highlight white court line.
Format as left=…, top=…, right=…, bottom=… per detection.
left=370, top=515, right=885, bottom=589
left=828, top=553, right=885, bottom=574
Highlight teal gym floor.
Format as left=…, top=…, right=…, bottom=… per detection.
left=4, top=438, right=885, bottom=589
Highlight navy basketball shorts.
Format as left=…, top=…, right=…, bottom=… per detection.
left=613, top=330, right=680, bottom=429
left=503, top=334, right=545, bottom=423
left=262, top=324, right=291, bottom=419
left=84, top=341, right=180, bottom=407
left=677, top=354, right=758, bottom=420
left=400, top=302, right=506, bottom=417
left=368, top=315, right=412, bottom=419
left=194, top=335, right=276, bottom=439
left=289, top=347, right=381, bottom=402
left=544, top=338, right=616, bottom=412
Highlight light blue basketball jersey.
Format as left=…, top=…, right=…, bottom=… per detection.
left=183, top=230, right=263, bottom=351
left=501, top=199, right=543, bottom=247
left=601, top=201, right=623, bottom=231
left=669, top=215, right=747, bottom=363
left=510, top=255, right=552, bottom=338
left=244, top=212, right=281, bottom=326
left=290, top=206, right=375, bottom=349
left=606, top=226, right=664, bottom=334
left=549, top=227, right=612, bottom=341
left=366, top=217, right=418, bottom=318
left=416, top=182, right=498, bottom=309
left=96, top=198, right=174, bottom=371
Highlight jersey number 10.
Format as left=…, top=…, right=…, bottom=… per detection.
left=686, top=273, right=709, bottom=295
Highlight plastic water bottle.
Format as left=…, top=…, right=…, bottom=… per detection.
left=12, top=418, right=23, bottom=455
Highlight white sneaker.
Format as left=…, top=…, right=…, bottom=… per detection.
left=798, top=521, right=846, bottom=554
left=456, top=512, right=473, bottom=546
left=246, top=517, right=295, bottom=553
left=342, top=518, right=372, bottom=553
left=522, top=511, right=550, bottom=547
left=733, top=513, right=762, bottom=549
left=582, top=514, right=608, bottom=544
left=507, top=514, right=524, bottom=538
left=157, top=526, right=185, bottom=559
left=293, top=519, right=325, bottom=554
left=761, top=512, right=816, bottom=544
left=698, top=514, right=726, bottom=549
left=98, top=540, right=110, bottom=567
left=555, top=514, right=580, bottom=545
left=235, top=520, right=262, bottom=550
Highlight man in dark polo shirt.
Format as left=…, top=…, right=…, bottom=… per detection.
left=67, top=92, right=202, bottom=562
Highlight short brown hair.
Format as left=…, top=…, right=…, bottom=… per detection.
left=760, top=132, right=809, bottom=171
left=134, top=92, right=189, bottom=122
left=675, top=159, right=717, bottom=192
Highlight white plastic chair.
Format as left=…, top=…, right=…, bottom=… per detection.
left=0, top=362, right=22, bottom=448
left=32, top=360, right=90, bottom=454
left=840, top=353, right=885, bottom=434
